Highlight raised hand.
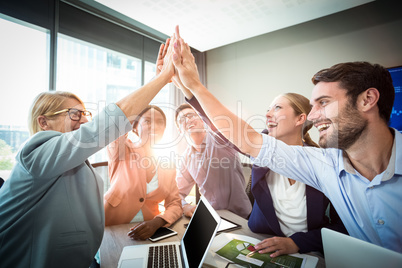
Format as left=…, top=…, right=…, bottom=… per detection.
left=253, top=236, right=300, bottom=258
left=172, top=26, right=202, bottom=91
left=156, top=35, right=177, bottom=81
left=155, top=38, right=170, bottom=76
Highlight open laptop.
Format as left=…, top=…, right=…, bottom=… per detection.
left=117, top=196, right=221, bottom=268
left=322, top=228, right=402, bottom=268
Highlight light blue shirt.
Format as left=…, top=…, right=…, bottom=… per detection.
left=252, top=129, right=402, bottom=253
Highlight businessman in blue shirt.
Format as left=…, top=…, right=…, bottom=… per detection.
left=170, top=27, right=401, bottom=254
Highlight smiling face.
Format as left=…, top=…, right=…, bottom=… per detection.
left=134, top=108, right=166, bottom=144
left=177, top=108, right=205, bottom=134
left=265, top=96, right=304, bottom=142
left=177, top=107, right=206, bottom=146
left=308, top=81, right=368, bottom=150
left=44, top=98, right=89, bottom=133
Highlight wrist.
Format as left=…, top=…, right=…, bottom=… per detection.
left=190, top=83, right=206, bottom=95
left=157, top=69, right=173, bottom=83
left=153, top=216, right=167, bottom=227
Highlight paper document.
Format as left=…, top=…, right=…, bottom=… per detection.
left=210, top=233, right=318, bottom=268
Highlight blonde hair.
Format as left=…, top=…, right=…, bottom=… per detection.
left=281, top=93, right=319, bottom=148
left=28, top=91, right=84, bottom=136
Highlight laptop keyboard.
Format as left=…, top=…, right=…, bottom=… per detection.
left=147, top=244, right=179, bottom=268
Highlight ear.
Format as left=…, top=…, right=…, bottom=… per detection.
left=295, top=113, right=307, bottom=127
left=358, top=87, right=380, bottom=112
left=37, top=116, right=50, bottom=130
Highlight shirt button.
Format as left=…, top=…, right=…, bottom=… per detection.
left=369, top=186, right=374, bottom=189
left=139, top=198, right=144, bottom=202
left=378, top=219, right=385, bottom=225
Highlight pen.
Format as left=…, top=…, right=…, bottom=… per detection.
left=246, top=250, right=258, bottom=258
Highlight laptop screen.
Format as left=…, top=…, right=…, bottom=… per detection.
left=182, top=199, right=219, bottom=268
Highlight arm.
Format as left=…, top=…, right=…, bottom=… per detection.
left=187, top=97, right=244, bottom=154
left=155, top=169, right=183, bottom=226
left=20, top=39, right=175, bottom=178
left=172, top=30, right=262, bottom=157
left=176, top=165, right=197, bottom=218
left=106, top=133, right=133, bottom=184
left=116, top=37, right=175, bottom=123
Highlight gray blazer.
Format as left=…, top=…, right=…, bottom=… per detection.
left=0, top=104, right=131, bottom=268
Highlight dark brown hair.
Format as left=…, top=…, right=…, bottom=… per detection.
left=312, top=61, right=395, bottom=124
left=132, top=105, right=166, bottom=133
left=174, top=103, right=193, bottom=128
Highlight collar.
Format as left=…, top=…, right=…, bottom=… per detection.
left=190, top=135, right=207, bottom=154
left=340, top=128, right=400, bottom=181
left=393, top=128, right=402, bottom=175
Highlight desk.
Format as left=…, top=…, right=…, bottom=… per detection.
left=100, top=210, right=325, bottom=267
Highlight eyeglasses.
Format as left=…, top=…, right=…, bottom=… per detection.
left=52, top=108, right=92, bottom=121
left=178, top=113, right=199, bottom=125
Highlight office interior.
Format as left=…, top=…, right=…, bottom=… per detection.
left=0, top=0, right=401, bottom=173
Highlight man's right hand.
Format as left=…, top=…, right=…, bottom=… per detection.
left=183, top=204, right=196, bottom=218
left=172, top=26, right=203, bottom=91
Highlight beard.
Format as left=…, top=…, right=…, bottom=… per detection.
left=319, top=104, right=368, bottom=150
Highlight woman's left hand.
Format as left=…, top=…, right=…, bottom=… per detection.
left=254, top=236, right=300, bottom=258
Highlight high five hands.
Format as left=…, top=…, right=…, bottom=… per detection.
left=155, top=25, right=202, bottom=93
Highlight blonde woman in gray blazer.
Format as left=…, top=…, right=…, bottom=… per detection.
left=0, top=39, right=175, bottom=267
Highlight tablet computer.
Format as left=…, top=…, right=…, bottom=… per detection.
left=217, top=217, right=241, bottom=233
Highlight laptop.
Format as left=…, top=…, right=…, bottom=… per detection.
left=117, top=196, right=221, bottom=268
left=322, top=228, right=402, bottom=268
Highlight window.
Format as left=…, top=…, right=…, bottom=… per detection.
left=56, top=34, right=173, bottom=162
left=0, top=16, right=49, bottom=180
left=0, top=0, right=189, bottom=177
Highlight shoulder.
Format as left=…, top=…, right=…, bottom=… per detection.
left=394, top=129, right=402, bottom=146
left=18, top=131, right=61, bottom=156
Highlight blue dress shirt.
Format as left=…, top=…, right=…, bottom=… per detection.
left=252, top=129, right=402, bottom=253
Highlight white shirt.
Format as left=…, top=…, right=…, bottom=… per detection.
left=266, top=171, right=308, bottom=236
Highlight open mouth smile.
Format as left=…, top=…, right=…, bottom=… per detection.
left=267, top=121, right=278, bottom=128
left=316, top=123, right=331, bottom=132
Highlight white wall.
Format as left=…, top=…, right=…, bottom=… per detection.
left=205, top=0, right=402, bottom=143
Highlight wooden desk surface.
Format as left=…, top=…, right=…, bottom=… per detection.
left=100, top=210, right=325, bottom=267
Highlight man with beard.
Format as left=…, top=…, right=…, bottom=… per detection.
left=170, top=29, right=401, bottom=253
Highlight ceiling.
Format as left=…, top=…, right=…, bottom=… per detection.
left=94, top=0, right=374, bottom=52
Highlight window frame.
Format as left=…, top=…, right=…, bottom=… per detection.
left=0, top=0, right=170, bottom=90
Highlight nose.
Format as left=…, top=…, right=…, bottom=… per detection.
left=79, top=115, right=89, bottom=124
left=265, top=108, right=274, bottom=119
left=307, top=105, right=320, bottom=122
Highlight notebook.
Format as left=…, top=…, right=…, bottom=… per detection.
left=117, top=196, right=221, bottom=268
left=322, top=228, right=402, bottom=268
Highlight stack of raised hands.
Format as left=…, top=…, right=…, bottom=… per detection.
left=155, top=25, right=203, bottom=95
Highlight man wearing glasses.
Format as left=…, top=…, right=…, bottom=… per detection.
left=175, top=101, right=252, bottom=219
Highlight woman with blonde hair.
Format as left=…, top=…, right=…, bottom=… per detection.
left=104, top=105, right=182, bottom=240
left=172, top=80, right=347, bottom=257
left=248, top=92, right=347, bottom=257
left=0, top=37, right=175, bottom=268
